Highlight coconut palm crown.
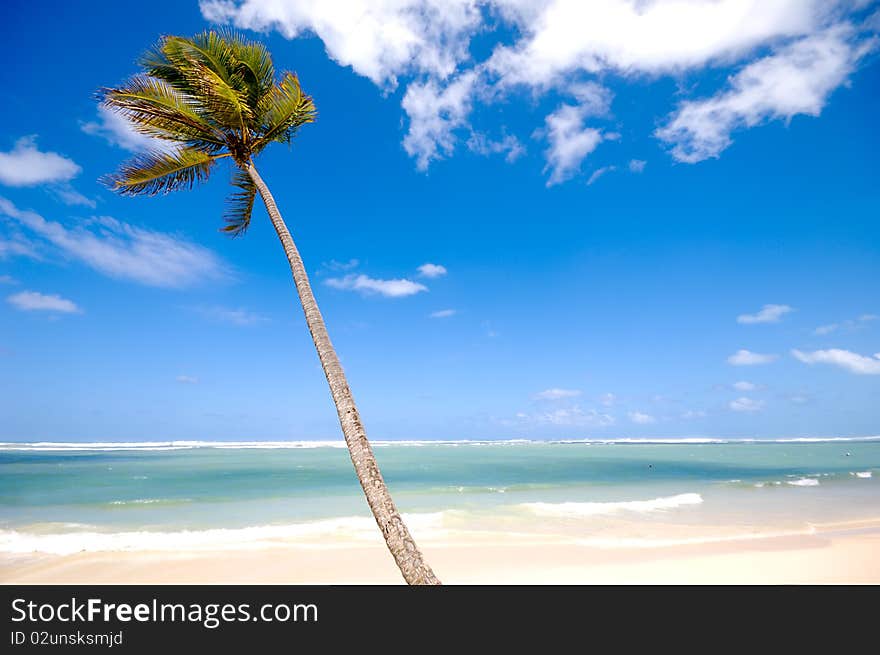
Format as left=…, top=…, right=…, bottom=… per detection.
left=101, top=30, right=315, bottom=234
left=99, top=31, right=441, bottom=585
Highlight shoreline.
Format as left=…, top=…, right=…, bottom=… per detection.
left=3, top=520, right=879, bottom=584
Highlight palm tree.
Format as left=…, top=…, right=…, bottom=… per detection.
left=99, top=30, right=440, bottom=585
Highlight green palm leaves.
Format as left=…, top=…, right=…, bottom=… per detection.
left=101, top=30, right=316, bottom=235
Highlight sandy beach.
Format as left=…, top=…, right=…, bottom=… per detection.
left=3, top=519, right=879, bottom=585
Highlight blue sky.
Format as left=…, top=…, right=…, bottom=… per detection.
left=1, top=0, right=878, bottom=441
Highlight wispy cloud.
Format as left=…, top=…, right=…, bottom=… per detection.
left=813, top=314, right=877, bottom=335
left=681, top=409, right=707, bottom=419
left=657, top=26, right=874, bottom=163
left=736, top=304, right=794, bottom=324
left=534, top=388, right=581, bottom=401
left=628, top=159, right=647, bottom=173
left=52, top=186, right=96, bottom=209
left=417, top=263, right=447, bottom=278
left=176, top=375, right=199, bottom=384
left=727, top=349, right=778, bottom=366
left=732, top=380, right=758, bottom=391
left=599, top=392, right=616, bottom=407
left=729, top=397, right=765, bottom=412
left=466, top=132, right=525, bottom=162
left=194, top=305, right=269, bottom=326
left=325, top=273, right=427, bottom=298
left=539, top=89, right=611, bottom=186
left=0, top=275, right=17, bottom=284
left=7, top=290, right=81, bottom=314
left=628, top=411, right=656, bottom=425
left=586, top=165, right=616, bottom=186
left=0, top=232, right=39, bottom=260
left=320, top=258, right=360, bottom=273
left=516, top=405, right=615, bottom=427
left=81, top=106, right=171, bottom=153
left=792, top=349, right=880, bottom=375
left=0, top=136, right=81, bottom=187
left=429, top=309, right=456, bottom=318
left=0, top=197, right=227, bottom=288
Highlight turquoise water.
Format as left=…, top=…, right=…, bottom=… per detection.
left=1, top=439, right=878, bottom=552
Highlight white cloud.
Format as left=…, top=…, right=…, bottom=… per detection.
left=727, top=349, right=779, bottom=365
left=7, top=290, right=81, bottom=314
left=587, top=165, right=616, bottom=186
left=814, top=323, right=839, bottom=335
left=736, top=303, right=794, bottom=324
left=176, top=375, right=199, bottom=384
left=0, top=232, right=38, bottom=260
left=321, top=258, right=360, bottom=273
left=429, top=308, right=456, bottom=318
left=417, top=263, right=447, bottom=278
left=0, top=197, right=227, bottom=288
left=488, top=0, right=833, bottom=83
left=81, top=106, right=169, bottom=153
left=0, top=275, right=16, bottom=284
left=813, top=314, right=877, bottom=335
left=195, top=305, right=268, bottom=326
left=628, top=159, right=647, bottom=173
left=466, top=133, right=525, bottom=162
left=526, top=405, right=615, bottom=427
left=0, top=137, right=81, bottom=187
left=729, top=396, right=765, bottom=412
left=681, top=409, right=707, bottom=419
left=200, top=0, right=481, bottom=87
left=534, top=388, right=581, bottom=400
left=52, top=186, right=96, bottom=209
left=402, top=72, right=478, bottom=170
left=657, top=26, right=875, bottom=162
left=540, top=104, right=606, bottom=186
left=792, top=348, right=880, bottom=375
left=325, top=273, right=427, bottom=297
left=732, top=380, right=757, bottom=391
left=203, top=1, right=876, bottom=176
left=599, top=392, right=616, bottom=407
left=629, top=411, right=656, bottom=425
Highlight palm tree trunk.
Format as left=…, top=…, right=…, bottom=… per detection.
left=246, top=162, right=440, bottom=585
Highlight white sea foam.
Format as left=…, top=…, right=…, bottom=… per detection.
left=2, top=436, right=878, bottom=451
left=519, top=493, right=703, bottom=518
left=786, top=478, right=820, bottom=487
left=851, top=471, right=873, bottom=479
left=108, top=498, right=188, bottom=506
left=0, top=512, right=450, bottom=555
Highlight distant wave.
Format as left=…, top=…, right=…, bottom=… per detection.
left=108, top=498, right=191, bottom=506
left=851, top=471, right=873, bottom=479
left=786, top=478, right=820, bottom=487
left=0, top=512, right=450, bottom=555
left=519, top=493, right=703, bottom=518
left=2, top=436, right=879, bottom=451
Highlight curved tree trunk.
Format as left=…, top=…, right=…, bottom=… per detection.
left=246, top=162, right=440, bottom=586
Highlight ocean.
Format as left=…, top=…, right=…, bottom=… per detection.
left=1, top=438, right=878, bottom=555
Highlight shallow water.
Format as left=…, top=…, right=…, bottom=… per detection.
left=1, top=439, right=878, bottom=553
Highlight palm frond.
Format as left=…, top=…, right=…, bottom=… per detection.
left=99, top=76, right=224, bottom=148
left=227, top=35, right=275, bottom=111
left=183, top=60, right=253, bottom=131
left=150, top=33, right=238, bottom=94
left=102, top=148, right=217, bottom=196
left=145, top=33, right=253, bottom=131
left=253, top=72, right=316, bottom=150
left=222, top=168, right=257, bottom=236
